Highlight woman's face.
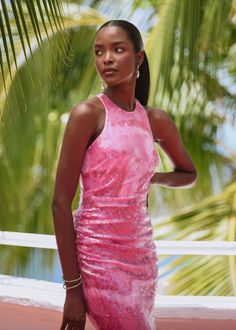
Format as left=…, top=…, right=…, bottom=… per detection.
left=94, top=25, right=138, bottom=87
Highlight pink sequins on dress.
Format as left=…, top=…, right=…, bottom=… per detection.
left=73, top=93, right=159, bottom=330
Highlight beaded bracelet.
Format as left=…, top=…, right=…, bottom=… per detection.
left=62, top=274, right=82, bottom=283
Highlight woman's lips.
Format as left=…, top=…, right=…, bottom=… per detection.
left=103, top=68, right=117, bottom=76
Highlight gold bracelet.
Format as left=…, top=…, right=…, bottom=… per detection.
left=63, top=281, right=82, bottom=290
left=62, top=274, right=82, bottom=283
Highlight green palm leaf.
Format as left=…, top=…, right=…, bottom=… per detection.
left=0, top=0, right=70, bottom=119
left=0, top=0, right=235, bottom=297
left=146, top=0, right=236, bottom=207
left=154, top=181, right=236, bottom=295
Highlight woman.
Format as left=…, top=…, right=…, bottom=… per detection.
left=51, top=20, right=197, bottom=330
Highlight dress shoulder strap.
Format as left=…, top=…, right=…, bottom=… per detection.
left=96, top=93, right=110, bottom=111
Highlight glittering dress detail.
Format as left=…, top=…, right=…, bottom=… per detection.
left=73, top=93, right=159, bottom=330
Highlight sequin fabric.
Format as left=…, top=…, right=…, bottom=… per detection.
left=73, top=93, right=159, bottom=330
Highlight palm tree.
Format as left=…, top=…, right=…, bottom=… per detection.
left=146, top=0, right=236, bottom=296
left=0, top=0, right=235, bottom=295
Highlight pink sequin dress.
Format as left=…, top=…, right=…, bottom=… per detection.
left=73, top=93, right=159, bottom=330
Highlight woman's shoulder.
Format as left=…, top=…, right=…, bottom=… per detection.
left=69, top=95, right=104, bottom=123
left=145, top=105, right=171, bottom=122
left=144, top=105, right=176, bottom=141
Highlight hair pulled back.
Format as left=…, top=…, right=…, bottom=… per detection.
left=97, top=20, right=150, bottom=106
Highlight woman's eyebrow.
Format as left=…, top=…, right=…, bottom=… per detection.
left=94, top=41, right=129, bottom=47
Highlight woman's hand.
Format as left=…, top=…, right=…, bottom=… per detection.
left=60, top=287, right=87, bottom=330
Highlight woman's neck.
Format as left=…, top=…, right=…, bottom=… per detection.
left=104, top=85, right=136, bottom=112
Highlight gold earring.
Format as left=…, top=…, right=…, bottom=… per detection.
left=136, top=65, right=140, bottom=78
left=101, top=80, right=107, bottom=91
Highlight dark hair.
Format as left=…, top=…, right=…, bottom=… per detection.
left=97, top=20, right=150, bottom=106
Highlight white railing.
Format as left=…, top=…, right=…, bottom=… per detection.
left=0, top=231, right=236, bottom=320
left=1, top=231, right=236, bottom=255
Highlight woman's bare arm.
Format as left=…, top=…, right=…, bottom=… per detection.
left=51, top=98, right=103, bottom=329
left=148, top=108, right=197, bottom=188
left=51, top=101, right=100, bottom=329
left=51, top=101, right=98, bottom=286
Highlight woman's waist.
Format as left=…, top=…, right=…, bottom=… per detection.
left=75, top=232, right=157, bottom=261
left=73, top=203, right=150, bottom=226
left=73, top=212, right=154, bottom=248
left=77, top=193, right=147, bottom=209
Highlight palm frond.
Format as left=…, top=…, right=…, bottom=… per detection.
left=147, top=0, right=235, bottom=107
left=154, top=181, right=236, bottom=295
left=0, top=0, right=70, bottom=120
left=146, top=0, right=236, bottom=208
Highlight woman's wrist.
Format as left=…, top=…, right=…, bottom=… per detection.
left=63, top=282, right=82, bottom=290
left=62, top=273, right=83, bottom=291
left=62, top=273, right=82, bottom=283
left=65, top=280, right=84, bottom=296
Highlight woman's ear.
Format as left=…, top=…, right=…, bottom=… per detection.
left=136, top=50, right=144, bottom=66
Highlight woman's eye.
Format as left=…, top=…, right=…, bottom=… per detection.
left=95, top=49, right=102, bottom=56
left=115, top=47, right=124, bottom=53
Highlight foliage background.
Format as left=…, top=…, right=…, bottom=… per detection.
left=0, top=0, right=235, bottom=296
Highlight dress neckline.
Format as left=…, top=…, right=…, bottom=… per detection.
left=101, top=93, right=138, bottom=114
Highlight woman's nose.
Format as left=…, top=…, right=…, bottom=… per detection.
left=103, top=51, right=113, bottom=64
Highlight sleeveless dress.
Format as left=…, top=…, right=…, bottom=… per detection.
left=73, top=93, right=159, bottom=330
